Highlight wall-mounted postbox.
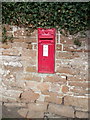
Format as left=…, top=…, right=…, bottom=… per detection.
left=38, top=28, right=56, bottom=73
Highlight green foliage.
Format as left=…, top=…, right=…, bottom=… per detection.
left=74, top=38, right=81, bottom=46
left=2, top=2, right=90, bottom=35
left=2, top=26, right=13, bottom=43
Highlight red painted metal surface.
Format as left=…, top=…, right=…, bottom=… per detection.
left=38, top=28, right=56, bottom=73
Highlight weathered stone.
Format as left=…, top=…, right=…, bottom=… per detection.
left=70, top=87, right=88, bottom=95
left=25, top=66, right=36, bottom=72
left=56, top=44, right=62, bottom=51
left=67, top=76, right=86, bottom=81
left=22, top=58, right=36, bottom=65
left=61, top=85, right=69, bottom=93
left=0, top=25, right=89, bottom=119
left=64, top=96, right=89, bottom=110
left=27, top=44, right=32, bottom=49
left=1, top=43, right=12, bottom=49
left=60, top=35, right=73, bottom=45
left=4, top=61, right=22, bottom=67
left=20, top=90, right=40, bottom=102
left=33, top=44, right=37, bottom=50
left=0, top=31, right=2, bottom=37
left=2, top=96, right=17, bottom=103
left=12, top=42, right=28, bottom=48
left=28, top=102, right=48, bottom=112
left=14, top=29, right=27, bottom=37
left=56, top=51, right=79, bottom=59
left=2, top=105, right=23, bottom=118
left=68, top=81, right=88, bottom=88
left=23, top=73, right=41, bottom=82
left=17, top=108, right=28, bottom=118
left=75, top=106, right=89, bottom=112
left=56, top=67, right=75, bottom=75
left=3, top=89, right=22, bottom=99
left=0, top=102, right=2, bottom=120
left=50, top=83, right=61, bottom=93
left=27, top=111, right=44, bottom=118
left=13, top=38, right=26, bottom=42
left=30, top=29, right=37, bottom=37
left=4, top=65, right=23, bottom=72
left=37, top=82, right=49, bottom=92
left=2, top=48, right=21, bottom=56
left=4, top=103, right=27, bottom=108
left=24, top=81, right=39, bottom=91
left=22, top=48, right=36, bottom=58
left=43, top=75, right=66, bottom=83
left=76, top=111, right=89, bottom=118
left=44, top=92, right=63, bottom=104
left=48, top=103, right=75, bottom=118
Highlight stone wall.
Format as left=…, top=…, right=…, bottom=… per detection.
left=0, top=24, right=89, bottom=118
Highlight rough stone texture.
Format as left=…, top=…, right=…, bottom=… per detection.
left=20, top=90, right=40, bottom=102
left=27, top=111, right=44, bottom=118
left=27, top=102, right=48, bottom=112
left=48, top=103, right=75, bottom=118
left=1, top=24, right=89, bottom=118
left=64, top=96, right=89, bottom=110
left=17, top=108, right=28, bottom=118
left=75, top=111, right=89, bottom=118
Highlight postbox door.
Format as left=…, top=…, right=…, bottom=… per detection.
left=38, top=43, right=55, bottom=73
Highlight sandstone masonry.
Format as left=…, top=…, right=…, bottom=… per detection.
left=0, top=24, right=90, bottom=118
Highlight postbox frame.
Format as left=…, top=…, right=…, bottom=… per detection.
left=38, top=28, right=56, bottom=74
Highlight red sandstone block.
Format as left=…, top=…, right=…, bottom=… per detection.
left=44, top=92, right=63, bottom=104
left=26, top=37, right=37, bottom=43
left=4, top=65, right=23, bottom=73
left=20, top=89, right=39, bottom=102
left=0, top=43, right=12, bottom=49
left=25, top=66, right=37, bottom=72
left=61, top=85, right=69, bottom=93
left=23, top=73, right=41, bottom=82
left=43, top=75, right=66, bottom=83
left=13, top=38, right=26, bottom=42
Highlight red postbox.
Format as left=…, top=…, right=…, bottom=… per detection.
left=38, top=28, right=56, bottom=73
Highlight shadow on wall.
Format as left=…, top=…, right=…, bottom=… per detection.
left=2, top=105, right=23, bottom=118
left=1, top=103, right=90, bottom=120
